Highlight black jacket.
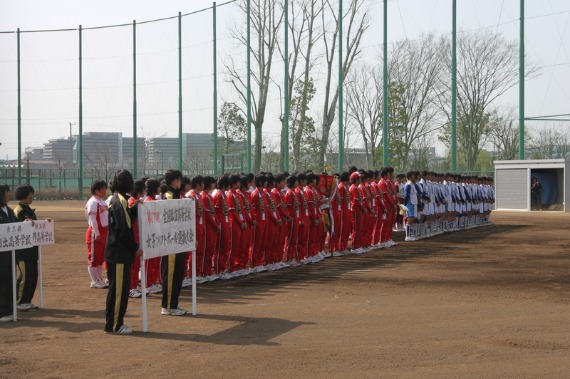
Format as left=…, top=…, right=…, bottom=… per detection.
left=105, top=193, right=138, bottom=264
left=14, top=203, right=39, bottom=261
left=0, top=206, right=16, bottom=265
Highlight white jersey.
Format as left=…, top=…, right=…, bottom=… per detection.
left=85, top=195, right=109, bottom=237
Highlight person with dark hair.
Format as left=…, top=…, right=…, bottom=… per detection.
left=531, top=177, right=542, bottom=210
left=85, top=180, right=109, bottom=289
left=181, top=176, right=192, bottom=196
left=13, top=185, right=42, bottom=311
left=236, top=176, right=255, bottom=275
left=360, top=171, right=374, bottom=249
left=0, top=183, right=16, bottom=322
left=295, top=173, right=310, bottom=262
left=246, top=173, right=255, bottom=193
left=213, top=176, right=232, bottom=278
left=403, top=171, right=419, bottom=241
left=262, top=175, right=280, bottom=269
left=284, top=175, right=300, bottom=264
left=201, top=176, right=220, bottom=280
left=142, top=179, right=162, bottom=294
left=329, top=172, right=349, bottom=255
left=185, top=175, right=205, bottom=281
left=269, top=174, right=289, bottom=269
left=104, top=169, right=141, bottom=334
left=127, top=179, right=145, bottom=298
left=305, top=173, right=322, bottom=261
left=394, top=174, right=406, bottom=231
left=371, top=170, right=386, bottom=248
left=226, top=174, right=247, bottom=276
left=379, top=168, right=397, bottom=246
left=160, top=169, right=187, bottom=316
left=250, top=174, right=269, bottom=271
left=349, top=171, right=365, bottom=252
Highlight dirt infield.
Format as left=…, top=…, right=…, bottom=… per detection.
left=1, top=201, right=569, bottom=378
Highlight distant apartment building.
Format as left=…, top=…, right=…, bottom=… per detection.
left=43, top=137, right=76, bottom=168
left=122, top=137, right=147, bottom=169
left=33, top=132, right=242, bottom=174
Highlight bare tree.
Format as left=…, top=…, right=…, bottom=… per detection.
left=438, top=30, right=539, bottom=170
left=529, top=125, right=570, bottom=159
left=317, top=0, right=369, bottom=170
left=278, top=0, right=323, bottom=171
left=487, top=106, right=522, bottom=160
left=86, top=145, right=119, bottom=184
left=226, top=0, right=284, bottom=173
left=387, top=34, right=445, bottom=169
left=184, top=153, right=213, bottom=176
left=345, top=62, right=382, bottom=168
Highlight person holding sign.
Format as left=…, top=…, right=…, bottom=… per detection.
left=13, top=185, right=40, bottom=311
left=104, top=170, right=142, bottom=334
left=160, top=170, right=187, bottom=316
left=0, top=183, right=15, bottom=322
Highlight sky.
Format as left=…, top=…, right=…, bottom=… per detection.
left=0, top=0, right=569, bottom=160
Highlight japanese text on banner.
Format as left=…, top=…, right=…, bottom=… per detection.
left=0, top=222, right=34, bottom=252
left=139, top=198, right=196, bottom=259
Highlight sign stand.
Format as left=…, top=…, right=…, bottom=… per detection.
left=38, top=246, right=43, bottom=307
left=191, top=251, right=196, bottom=315
left=140, top=255, right=148, bottom=332
left=11, top=250, right=17, bottom=322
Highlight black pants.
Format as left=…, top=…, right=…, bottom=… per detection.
left=531, top=192, right=541, bottom=210
left=105, top=262, right=131, bottom=332
left=17, top=259, right=38, bottom=305
left=0, top=257, right=13, bottom=318
left=161, top=253, right=185, bottom=310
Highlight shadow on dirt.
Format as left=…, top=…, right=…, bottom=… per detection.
left=131, top=313, right=313, bottom=345
left=185, top=224, right=528, bottom=306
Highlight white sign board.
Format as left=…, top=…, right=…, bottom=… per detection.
left=32, top=220, right=55, bottom=246
left=138, top=198, right=196, bottom=259
left=0, top=221, right=34, bottom=252
left=0, top=220, right=55, bottom=321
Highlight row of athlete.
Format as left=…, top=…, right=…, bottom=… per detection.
left=125, top=169, right=400, bottom=298
left=115, top=168, right=404, bottom=298
left=401, top=171, right=495, bottom=241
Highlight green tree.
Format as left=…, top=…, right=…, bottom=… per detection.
left=290, top=78, right=319, bottom=170
left=218, top=102, right=247, bottom=155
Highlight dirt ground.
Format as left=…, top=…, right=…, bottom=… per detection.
left=1, top=201, right=569, bottom=378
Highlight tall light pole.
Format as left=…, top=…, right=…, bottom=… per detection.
left=156, top=150, right=164, bottom=174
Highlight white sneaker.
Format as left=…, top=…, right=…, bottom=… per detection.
left=115, top=324, right=133, bottom=334
left=220, top=272, right=232, bottom=280
left=182, top=278, right=192, bottom=287
left=332, top=251, right=344, bottom=257
left=90, top=281, right=106, bottom=289
left=252, top=265, right=267, bottom=273
left=129, top=289, right=142, bottom=298
left=161, top=308, right=187, bottom=316
left=148, top=284, right=163, bottom=294
left=0, top=315, right=13, bottom=322
left=288, top=260, right=301, bottom=267
left=17, top=303, right=32, bottom=311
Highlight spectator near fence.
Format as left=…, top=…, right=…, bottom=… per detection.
left=531, top=177, right=543, bottom=211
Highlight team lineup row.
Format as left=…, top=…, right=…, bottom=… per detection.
left=86, top=168, right=494, bottom=307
